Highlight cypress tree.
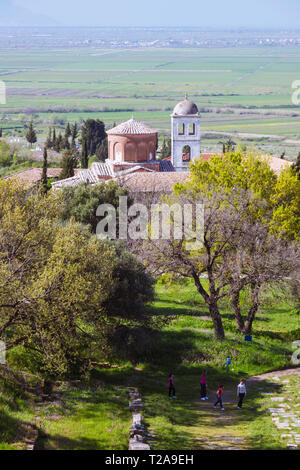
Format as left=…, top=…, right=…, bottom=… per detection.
left=26, top=122, right=37, bottom=147
left=41, top=147, right=48, bottom=194
left=71, top=122, right=78, bottom=147
left=60, top=150, right=76, bottom=180
left=63, top=135, right=70, bottom=150
left=54, top=133, right=63, bottom=153
left=65, top=122, right=71, bottom=138
left=81, top=136, right=89, bottom=168
left=160, top=137, right=171, bottom=159
left=45, top=128, right=53, bottom=149
left=96, top=137, right=108, bottom=162
left=81, top=119, right=106, bottom=156
left=52, top=128, right=57, bottom=148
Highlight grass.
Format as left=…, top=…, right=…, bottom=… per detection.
left=0, top=367, right=37, bottom=450
left=92, top=279, right=298, bottom=450
left=35, top=382, right=131, bottom=450
left=0, top=279, right=298, bottom=450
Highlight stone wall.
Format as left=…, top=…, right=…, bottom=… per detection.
left=128, top=387, right=153, bottom=450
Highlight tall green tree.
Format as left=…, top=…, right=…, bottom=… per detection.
left=52, top=128, right=57, bottom=149
left=141, top=150, right=300, bottom=339
left=81, top=135, right=89, bottom=168
left=62, top=135, right=70, bottom=150
left=60, top=149, right=77, bottom=180
left=65, top=122, right=71, bottom=138
left=41, top=147, right=48, bottom=194
left=54, top=133, right=63, bottom=153
left=71, top=122, right=79, bottom=147
left=26, top=122, right=37, bottom=147
left=45, top=127, right=53, bottom=149
left=160, top=137, right=171, bottom=160
left=0, top=180, right=156, bottom=376
left=81, top=119, right=106, bottom=157
left=96, top=137, right=108, bottom=162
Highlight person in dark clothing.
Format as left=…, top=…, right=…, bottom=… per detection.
left=237, top=379, right=246, bottom=409
left=168, top=373, right=176, bottom=399
left=200, top=370, right=208, bottom=400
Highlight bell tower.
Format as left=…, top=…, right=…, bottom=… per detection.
left=171, top=96, right=201, bottom=172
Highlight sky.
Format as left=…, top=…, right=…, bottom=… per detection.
left=13, top=0, right=300, bottom=28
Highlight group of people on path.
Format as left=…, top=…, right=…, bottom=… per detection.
left=168, top=371, right=247, bottom=411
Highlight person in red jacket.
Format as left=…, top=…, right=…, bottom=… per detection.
left=213, top=384, right=225, bottom=410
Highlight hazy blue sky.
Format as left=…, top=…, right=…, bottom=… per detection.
left=14, top=0, right=300, bottom=28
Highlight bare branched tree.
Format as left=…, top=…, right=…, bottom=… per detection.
left=141, top=188, right=299, bottom=339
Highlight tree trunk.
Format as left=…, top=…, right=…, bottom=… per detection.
left=209, top=301, right=225, bottom=339
left=242, top=284, right=261, bottom=335
left=192, top=269, right=225, bottom=339
left=231, top=290, right=245, bottom=333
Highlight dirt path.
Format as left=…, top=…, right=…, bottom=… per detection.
left=247, top=368, right=300, bottom=386
left=190, top=368, right=300, bottom=450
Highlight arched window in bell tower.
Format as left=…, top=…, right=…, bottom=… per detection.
left=178, top=123, right=185, bottom=135
left=188, top=123, right=195, bottom=135
left=182, top=145, right=191, bottom=162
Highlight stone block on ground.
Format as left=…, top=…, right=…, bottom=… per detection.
left=130, top=424, right=146, bottom=438
left=132, top=412, right=142, bottom=425
left=129, top=399, right=143, bottom=412
left=129, top=392, right=139, bottom=400
left=129, top=439, right=151, bottom=450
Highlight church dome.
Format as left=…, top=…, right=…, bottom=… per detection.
left=173, top=98, right=199, bottom=116
left=107, top=118, right=156, bottom=135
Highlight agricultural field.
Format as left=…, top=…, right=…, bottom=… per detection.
left=1, top=46, right=300, bottom=158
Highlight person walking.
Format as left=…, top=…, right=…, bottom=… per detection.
left=168, top=374, right=176, bottom=399
left=214, top=384, right=225, bottom=410
left=200, top=370, right=208, bottom=400
left=237, top=379, right=246, bottom=409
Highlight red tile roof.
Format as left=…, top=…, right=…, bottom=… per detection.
left=4, top=168, right=63, bottom=188
left=107, top=118, right=157, bottom=135
left=115, top=171, right=190, bottom=194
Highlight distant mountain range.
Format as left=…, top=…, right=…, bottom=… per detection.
left=0, top=0, right=59, bottom=27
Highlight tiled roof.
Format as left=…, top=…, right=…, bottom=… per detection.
left=116, top=171, right=190, bottom=194
left=51, top=176, right=81, bottom=189
left=260, top=155, right=293, bottom=176
left=160, top=160, right=175, bottom=172
left=107, top=118, right=157, bottom=135
left=77, top=163, right=114, bottom=183
left=4, top=168, right=62, bottom=188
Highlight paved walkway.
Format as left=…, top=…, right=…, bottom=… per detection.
left=191, top=368, right=300, bottom=450
left=252, top=368, right=300, bottom=450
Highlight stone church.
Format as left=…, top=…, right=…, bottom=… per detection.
left=51, top=97, right=201, bottom=190
left=51, top=96, right=291, bottom=193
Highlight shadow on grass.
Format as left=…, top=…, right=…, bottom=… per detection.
left=0, top=408, right=35, bottom=449
left=148, top=301, right=276, bottom=325
left=35, top=432, right=115, bottom=451
left=34, top=380, right=131, bottom=450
